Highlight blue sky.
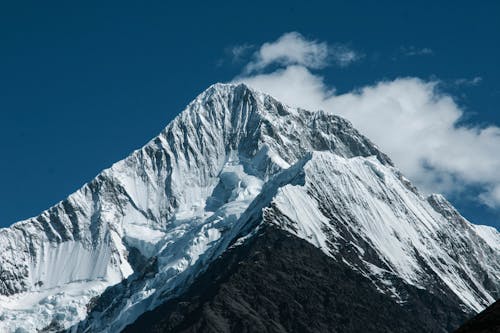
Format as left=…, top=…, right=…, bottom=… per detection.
left=1, top=1, right=499, bottom=228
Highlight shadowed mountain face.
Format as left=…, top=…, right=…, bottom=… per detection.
left=455, top=300, right=500, bottom=333
left=124, top=226, right=470, bottom=333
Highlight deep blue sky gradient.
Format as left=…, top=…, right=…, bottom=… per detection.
left=1, top=1, right=499, bottom=227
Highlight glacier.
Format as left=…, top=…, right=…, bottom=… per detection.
left=0, top=83, right=498, bottom=332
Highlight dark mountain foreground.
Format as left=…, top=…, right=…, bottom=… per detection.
left=455, top=300, right=500, bottom=333
left=124, top=226, right=469, bottom=333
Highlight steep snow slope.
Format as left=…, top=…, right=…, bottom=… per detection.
left=0, top=83, right=498, bottom=332
left=266, top=152, right=500, bottom=312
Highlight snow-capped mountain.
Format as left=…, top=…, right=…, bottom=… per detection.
left=0, top=83, right=498, bottom=332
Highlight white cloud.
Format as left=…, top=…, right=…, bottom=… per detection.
left=244, top=32, right=328, bottom=73
left=243, top=32, right=360, bottom=74
left=232, top=33, right=500, bottom=210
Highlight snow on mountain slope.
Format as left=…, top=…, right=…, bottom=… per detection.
left=0, top=83, right=498, bottom=332
left=0, top=83, right=389, bottom=332
left=266, top=152, right=500, bottom=312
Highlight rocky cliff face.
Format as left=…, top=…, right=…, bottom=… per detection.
left=0, top=83, right=498, bottom=332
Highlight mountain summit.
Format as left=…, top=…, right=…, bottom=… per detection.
left=0, top=83, right=498, bottom=332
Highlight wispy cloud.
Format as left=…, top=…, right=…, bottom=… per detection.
left=330, top=44, right=363, bottom=67
left=454, top=76, right=482, bottom=86
left=400, top=46, right=434, bottom=56
left=228, top=44, right=254, bottom=63
left=232, top=33, right=500, bottom=211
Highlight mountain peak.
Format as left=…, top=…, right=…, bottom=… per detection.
left=0, top=84, right=498, bottom=332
